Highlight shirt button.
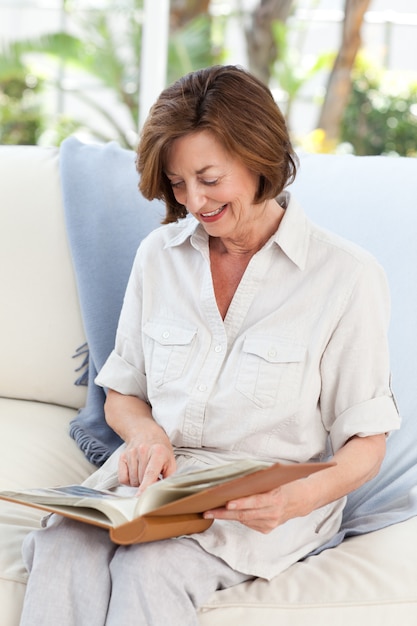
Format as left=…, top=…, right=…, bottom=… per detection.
left=214, top=345, right=222, bottom=353
left=162, top=331, right=170, bottom=339
left=268, top=348, right=277, bottom=358
left=198, top=384, right=207, bottom=392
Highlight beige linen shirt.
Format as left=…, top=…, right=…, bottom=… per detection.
left=95, top=193, right=400, bottom=578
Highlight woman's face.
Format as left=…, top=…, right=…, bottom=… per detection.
left=164, top=130, right=262, bottom=242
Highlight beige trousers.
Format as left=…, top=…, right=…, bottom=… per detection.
left=20, top=515, right=252, bottom=626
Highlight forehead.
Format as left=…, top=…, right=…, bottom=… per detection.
left=165, top=130, right=230, bottom=174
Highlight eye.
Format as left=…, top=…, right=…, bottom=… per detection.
left=169, top=180, right=183, bottom=189
left=202, top=179, right=218, bottom=186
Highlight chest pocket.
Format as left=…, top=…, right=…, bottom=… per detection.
left=236, top=336, right=306, bottom=409
left=143, top=321, right=197, bottom=387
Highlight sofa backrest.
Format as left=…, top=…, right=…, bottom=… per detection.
left=0, top=146, right=87, bottom=409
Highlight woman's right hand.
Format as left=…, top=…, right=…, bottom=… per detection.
left=119, top=435, right=176, bottom=493
left=104, top=389, right=176, bottom=493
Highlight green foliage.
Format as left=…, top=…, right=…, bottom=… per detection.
left=0, top=2, right=218, bottom=147
left=39, top=115, right=83, bottom=147
left=0, top=71, right=45, bottom=145
left=168, top=14, right=218, bottom=84
left=3, top=13, right=143, bottom=146
left=341, top=61, right=417, bottom=157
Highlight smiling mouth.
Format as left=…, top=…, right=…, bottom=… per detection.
left=201, top=204, right=227, bottom=218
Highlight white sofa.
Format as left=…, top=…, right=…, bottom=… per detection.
left=1, top=143, right=417, bottom=625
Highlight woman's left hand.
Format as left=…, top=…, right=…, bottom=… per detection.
left=203, top=434, right=387, bottom=533
left=203, top=479, right=308, bottom=533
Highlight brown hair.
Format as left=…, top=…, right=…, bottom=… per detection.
left=137, top=65, right=297, bottom=224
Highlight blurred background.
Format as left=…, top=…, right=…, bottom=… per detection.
left=1, top=0, right=416, bottom=156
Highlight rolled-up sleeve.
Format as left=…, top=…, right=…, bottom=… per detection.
left=95, top=350, right=149, bottom=400
left=329, top=395, right=399, bottom=452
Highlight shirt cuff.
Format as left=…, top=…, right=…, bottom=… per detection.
left=95, top=350, right=148, bottom=401
left=330, top=395, right=401, bottom=452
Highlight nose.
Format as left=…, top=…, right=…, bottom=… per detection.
left=183, top=183, right=206, bottom=214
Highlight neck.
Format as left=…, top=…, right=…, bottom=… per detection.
left=211, top=199, right=285, bottom=257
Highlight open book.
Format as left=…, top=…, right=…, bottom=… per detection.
left=0, top=458, right=333, bottom=545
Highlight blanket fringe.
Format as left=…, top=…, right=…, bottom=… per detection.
left=69, top=422, right=111, bottom=467
left=72, top=343, right=89, bottom=386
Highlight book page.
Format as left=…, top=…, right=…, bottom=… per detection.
left=134, top=459, right=272, bottom=516
left=0, top=486, right=139, bottom=526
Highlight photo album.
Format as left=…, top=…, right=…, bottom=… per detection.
left=0, top=459, right=333, bottom=544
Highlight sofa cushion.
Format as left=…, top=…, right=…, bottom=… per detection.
left=0, top=398, right=94, bottom=490
left=198, top=516, right=417, bottom=625
left=3, top=509, right=416, bottom=626
left=0, top=146, right=87, bottom=410
left=0, top=397, right=95, bottom=626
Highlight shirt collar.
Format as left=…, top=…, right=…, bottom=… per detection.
left=164, top=192, right=311, bottom=270
left=163, top=214, right=203, bottom=249
left=273, top=191, right=310, bottom=270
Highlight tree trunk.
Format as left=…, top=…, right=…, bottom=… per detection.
left=246, top=0, right=294, bottom=85
left=170, top=0, right=211, bottom=30
left=317, top=0, right=371, bottom=142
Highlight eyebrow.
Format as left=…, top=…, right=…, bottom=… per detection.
left=165, top=165, right=216, bottom=177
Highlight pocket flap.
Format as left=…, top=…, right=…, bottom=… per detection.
left=242, top=336, right=305, bottom=363
left=144, top=321, right=197, bottom=346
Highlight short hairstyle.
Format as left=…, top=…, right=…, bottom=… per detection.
left=137, top=64, right=298, bottom=224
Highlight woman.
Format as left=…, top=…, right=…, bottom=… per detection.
left=20, top=65, right=400, bottom=625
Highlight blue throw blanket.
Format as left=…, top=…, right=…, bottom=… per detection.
left=60, top=137, right=417, bottom=548
left=60, top=137, right=163, bottom=466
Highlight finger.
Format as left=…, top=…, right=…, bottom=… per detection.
left=226, top=486, right=285, bottom=512
left=137, top=452, right=177, bottom=495
left=137, top=465, right=161, bottom=494
left=137, top=444, right=169, bottom=492
left=118, top=451, right=139, bottom=486
left=119, top=446, right=143, bottom=488
left=203, top=487, right=281, bottom=519
left=118, top=455, right=130, bottom=485
left=203, top=507, right=277, bottom=533
left=162, top=452, right=177, bottom=477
